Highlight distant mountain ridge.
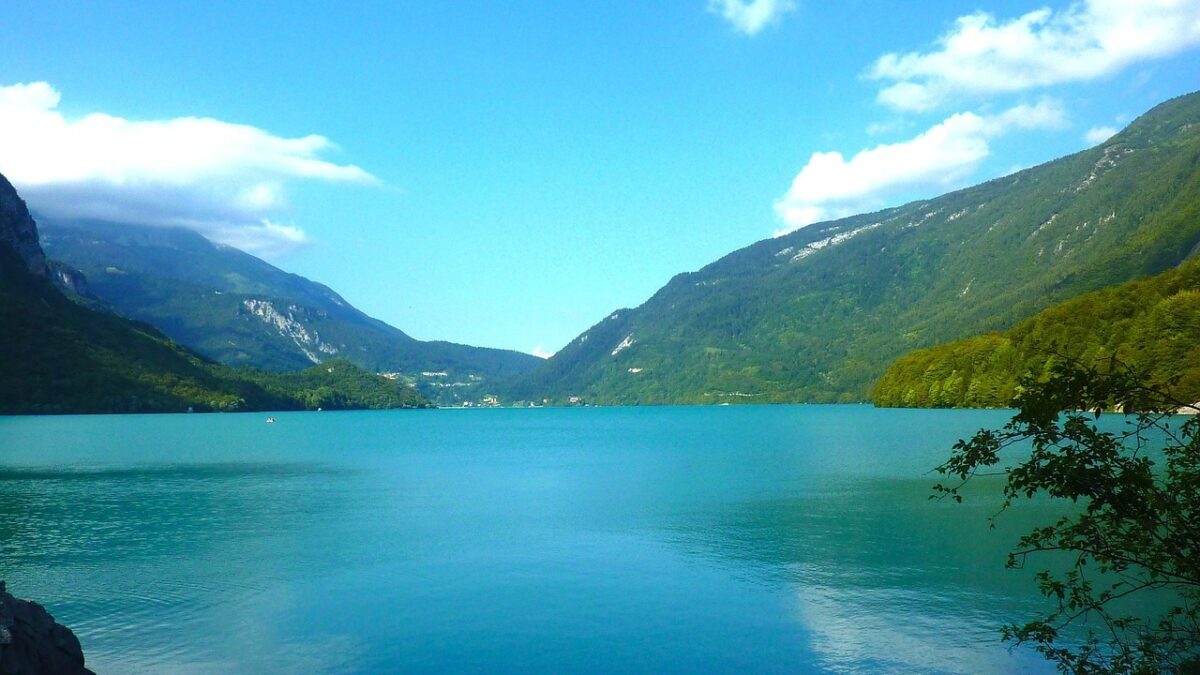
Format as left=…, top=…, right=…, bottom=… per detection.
left=40, top=219, right=541, bottom=403
left=505, top=90, right=1200, bottom=405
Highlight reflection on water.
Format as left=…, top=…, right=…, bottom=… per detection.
left=665, top=476, right=1057, bottom=673
left=0, top=459, right=365, bottom=673
left=0, top=406, right=1060, bottom=673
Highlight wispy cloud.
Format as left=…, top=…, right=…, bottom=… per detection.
left=1084, top=125, right=1118, bottom=144
left=773, top=100, right=1067, bottom=234
left=864, top=119, right=912, bottom=137
left=531, top=345, right=555, bottom=359
left=708, top=0, right=796, bottom=35
left=0, top=81, right=375, bottom=256
left=868, top=0, right=1200, bottom=111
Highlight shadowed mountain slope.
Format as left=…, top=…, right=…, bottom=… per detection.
left=0, top=173, right=426, bottom=414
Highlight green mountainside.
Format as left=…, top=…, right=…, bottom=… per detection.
left=247, top=359, right=428, bottom=411
left=39, top=219, right=541, bottom=404
left=505, top=91, right=1200, bottom=405
left=0, top=173, right=427, bottom=414
left=873, top=256, right=1200, bottom=408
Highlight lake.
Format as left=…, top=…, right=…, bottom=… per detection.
left=0, top=405, right=1059, bottom=673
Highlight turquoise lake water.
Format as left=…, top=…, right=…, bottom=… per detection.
left=0, top=405, right=1062, bottom=673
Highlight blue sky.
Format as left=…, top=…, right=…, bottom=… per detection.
left=2, top=1, right=1199, bottom=356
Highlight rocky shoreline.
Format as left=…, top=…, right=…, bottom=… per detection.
left=0, top=581, right=93, bottom=675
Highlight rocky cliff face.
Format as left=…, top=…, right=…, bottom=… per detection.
left=0, top=173, right=48, bottom=278
left=47, top=261, right=93, bottom=299
left=241, top=298, right=340, bottom=363
left=0, top=581, right=94, bottom=675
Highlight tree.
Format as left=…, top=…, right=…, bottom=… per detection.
left=935, top=357, right=1200, bottom=673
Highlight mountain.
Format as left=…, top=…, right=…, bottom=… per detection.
left=0, top=172, right=427, bottom=414
left=873, top=256, right=1200, bottom=408
left=39, top=219, right=542, bottom=403
left=505, top=91, right=1200, bottom=405
left=0, top=174, right=48, bottom=279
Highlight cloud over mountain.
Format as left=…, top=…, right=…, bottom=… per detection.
left=773, top=100, right=1066, bottom=233
left=0, top=81, right=375, bottom=256
left=767, top=0, right=1200, bottom=236
left=1085, top=125, right=1118, bottom=144
left=868, top=0, right=1200, bottom=112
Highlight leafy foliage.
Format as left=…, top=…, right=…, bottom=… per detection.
left=874, top=257, right=1200, bottom=408
left=507, top=91, right=1200, bottom=405
left=936, top=360, right=1200, bottom=672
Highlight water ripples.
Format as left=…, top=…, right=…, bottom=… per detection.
left=0, top=407, right=1059, bottom=673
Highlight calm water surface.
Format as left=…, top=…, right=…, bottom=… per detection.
left=0, top=405, right=1058, bottom=673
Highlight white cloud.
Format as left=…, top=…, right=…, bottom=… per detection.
left=213, top=220, right=308, bottom=257
left=773, top=100, right=1066, bottom=233
left=531, top=345, right=555, bottom=359
left=869, top=0, right=1200, bottom=111
left=865, top=119, right=911, bottom=137
left=1084, top=125, right=1118, bottom=144
left=0, top=81, right=375, bottom=256
left=708, top=0, right=796, bottom=35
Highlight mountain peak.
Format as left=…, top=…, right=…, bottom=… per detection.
left=0, top=172, right=48, bottom=278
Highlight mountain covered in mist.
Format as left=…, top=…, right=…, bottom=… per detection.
left=504, top=91, right=1200, bottom=405
left=40, top=220, right=541, bottom=404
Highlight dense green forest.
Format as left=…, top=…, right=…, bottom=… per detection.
left=873, top=257, right=1200, bottom=408
left=504, top=90, right=1200, bottom=405
left=249, top=359, right=428, bottom=411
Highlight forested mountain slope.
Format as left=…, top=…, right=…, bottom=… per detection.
left=0, top=173, right=426, bottom=414
left=40, top=220, right=541, bottom=403
left=873, top=256, right=1200, bottom=408
left=506, top=91, right=1200, bottom=404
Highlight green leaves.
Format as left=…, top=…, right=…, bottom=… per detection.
left=936, top=359, right=1200, bottom=672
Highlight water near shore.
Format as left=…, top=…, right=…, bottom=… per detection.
left=0, top=405, right=1057, bottom=673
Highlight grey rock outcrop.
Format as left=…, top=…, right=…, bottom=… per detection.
left=47, top=261, right=93, bottom=299
left=0, top=581, right=93, bottom=675
left=0, top=172, right=48, bottom=278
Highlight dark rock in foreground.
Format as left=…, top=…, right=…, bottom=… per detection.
left=0, top=581, right=93, bottom=675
